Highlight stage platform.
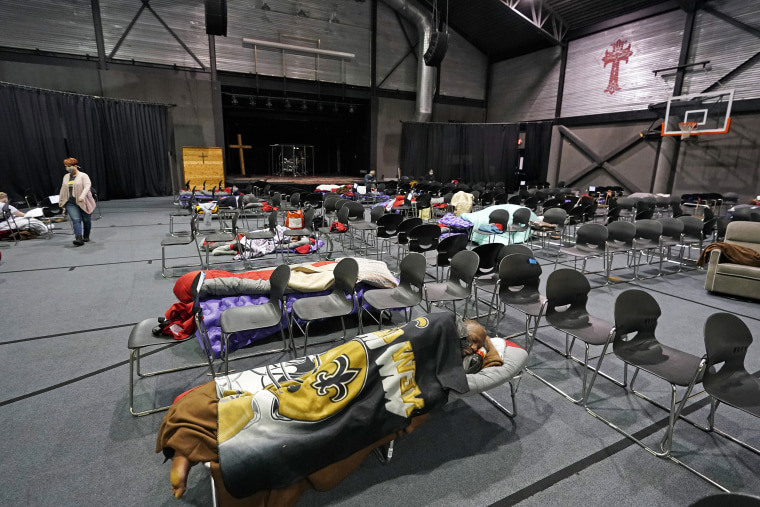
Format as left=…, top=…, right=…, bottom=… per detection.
left=227, top=174, right=363, bottom=186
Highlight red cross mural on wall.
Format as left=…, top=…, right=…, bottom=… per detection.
left=602, top=39, right=633, bottom=95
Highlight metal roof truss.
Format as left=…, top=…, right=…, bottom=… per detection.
left=500, top=0, right=569, bottom=45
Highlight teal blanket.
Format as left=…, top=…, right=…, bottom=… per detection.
left=462, top=204, right=537, bottom=245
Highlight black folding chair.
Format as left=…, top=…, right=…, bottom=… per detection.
left=395, top=217, right=423, bottom=268
left=219, top=264, right=293, bottom=376
left=476, top=209, right=510, bottom=244
left=698, top=313, right=760, bottom=454
left=361, top=253, right=426, bottom=330
left=423, top=249, right=479, bottom=318
left=375, top=213, right=404, bottom=260
left=555, top=222, right=608, bottom=275
left=242, top=211, right=281, bottom=268
left=488, top=252, right=544, bottom=352
left=432, top=233, right=467, bottom=282
left=291, top=258, right=359, bottom=356
left=533, top=269, right=617, bottom=405
left=161, top=214, right=205, bottom=278
left=282, top=207, right=316, bottom=263
left=128, top=272, right=215, bottom=416
left=585, top=290, right=706, bottom=471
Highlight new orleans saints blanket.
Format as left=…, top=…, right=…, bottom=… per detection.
left=215, top=313, right=469, bottom=498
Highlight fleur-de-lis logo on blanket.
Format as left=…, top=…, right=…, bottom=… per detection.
left=311, top=355, right=361, bottom=403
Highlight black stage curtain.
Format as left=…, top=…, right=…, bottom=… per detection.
left=0, top=82, right=171, bottom=201
left=400, top=122, right=520, bottom=184
left=523, top=121, right=553, bottom=184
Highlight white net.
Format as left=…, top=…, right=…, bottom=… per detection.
left=679, top=122, right=698, bottom=139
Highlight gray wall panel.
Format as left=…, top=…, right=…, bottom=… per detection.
left=557, top=122, right=659, bottom=192
left=488, top=46, right=562, bottom=122
left=562, top=9, right=686, bottom=117
left=439, top=29, right=487, bottom=100
left=376, top=3, right=417, bottom=93
left=0, top=60, right=103, bottom=96
left=100, top=0, right=209, bottom=69
left=215, top=0, right=370, bottom=86
left=0, top=0, right=97, bottom=56
left=681, top=0, right=760, bottom=100
left=431, top=103, right=486, bottom=123
left=674, top=111, right=760, bottom=200
left=376, top=97, right=416, bottom=179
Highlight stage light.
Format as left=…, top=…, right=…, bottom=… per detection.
left=333, top=102, right=339, bottom=113
left=266, top=98, right=273, bottom=108
left=348, top=104, right=355, bottom=114
left=249, top=96, right=256, bottom=106
left=231, top=95, right=238, bottom=105
left=317, top=103, right=324, bottom=112
left=301, top=101, right=308, bottom=111
left=284, top=99, right=291, bottom=109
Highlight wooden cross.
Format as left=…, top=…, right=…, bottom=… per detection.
left=198, top=152, right=207, bottom=164
left=228, top=134, right=252, bottom=175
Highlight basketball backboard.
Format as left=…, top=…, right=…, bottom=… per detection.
left=661, top=89, right=734, bottom=137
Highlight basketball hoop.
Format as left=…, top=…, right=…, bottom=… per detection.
left=678, top=121, right=698, bottom=139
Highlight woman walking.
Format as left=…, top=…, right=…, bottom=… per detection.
left=58, top=157, right=96, bottom=246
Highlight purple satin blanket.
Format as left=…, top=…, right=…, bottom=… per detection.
left=197, top=285, right=370, bottom=358
left=438, top=213, right=473, bottom=229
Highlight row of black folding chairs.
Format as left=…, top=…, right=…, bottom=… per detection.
left=550, top=216, right=710, bottom=283
left=486, top=249, right=759, bottom=492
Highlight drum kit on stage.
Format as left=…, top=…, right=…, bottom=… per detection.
left=269, top=144, right=314, bottom=177
left=278, top=155, right=306, bottom=177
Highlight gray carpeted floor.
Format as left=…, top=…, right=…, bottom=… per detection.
left=0, top=197, right=758, bottom=507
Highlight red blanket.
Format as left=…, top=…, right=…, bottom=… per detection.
left=165, top=261, right=340, bottom=340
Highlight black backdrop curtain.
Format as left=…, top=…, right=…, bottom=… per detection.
left=523, top=121, right=553, bottom=185
left=0, top=82, right=171, bottom=201
left=400, top=122, right=520, bottom=185
left=400, top=121, right=555, bottom=190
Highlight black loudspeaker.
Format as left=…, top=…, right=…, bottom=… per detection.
left=205, top=0, right=227, bottom=37
left=424, top=31, right=448, bottom=66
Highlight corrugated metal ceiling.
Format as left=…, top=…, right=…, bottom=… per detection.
left=418, top=0, right=677, bottom=59
left=548, top=0, right=672, bottom=31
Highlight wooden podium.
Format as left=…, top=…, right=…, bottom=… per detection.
left=182, top=147, right=224, bottom=190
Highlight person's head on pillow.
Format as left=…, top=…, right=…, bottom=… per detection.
left=461, top=319, right=490, bottom=357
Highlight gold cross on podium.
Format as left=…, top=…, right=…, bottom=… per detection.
left=229, top=134, right=252, bottom=175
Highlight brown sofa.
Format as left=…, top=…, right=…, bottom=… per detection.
left=704, top=221, right=760, bottom=300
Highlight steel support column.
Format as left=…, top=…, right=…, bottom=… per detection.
left=90, top=0, right=107, bottom=70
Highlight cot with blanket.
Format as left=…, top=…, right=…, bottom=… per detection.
left=162, top=258, right=400, bottom=358
left=462, top=204, right=538, bottom=245
left=156, top=313, right=527, bottom=506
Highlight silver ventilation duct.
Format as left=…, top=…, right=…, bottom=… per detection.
left=381, top=0, right=434, bottom=122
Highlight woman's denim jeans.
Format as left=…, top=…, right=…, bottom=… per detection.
left=65, top=202, right=91, bottom=237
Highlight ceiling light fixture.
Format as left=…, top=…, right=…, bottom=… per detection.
left=284, top=99, right=292, bottom=109
left=231, top=95, right=238, bottom=105
left=266, top=98, right=273, bottom=108
left=348, top=104, right=355, bottom=114
left=301, top=101, right=308, bottom=111
left=249, top=96, right=256, bottom=106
